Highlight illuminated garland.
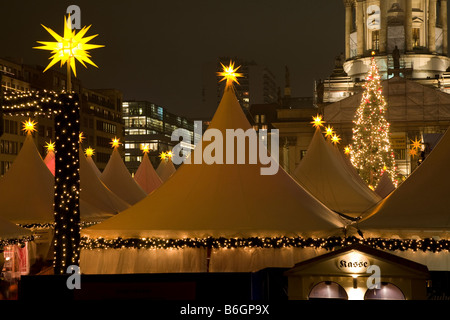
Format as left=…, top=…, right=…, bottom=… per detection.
left=351, top=56, right=398, bottom=189
left=19, top=221, right=99, bottom=230
left=80, top=236, right=450, bottom=253
left=0, top=236, right=34, bottom=248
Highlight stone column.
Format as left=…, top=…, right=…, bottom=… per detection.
left=379, top=0, right=388, bottom=53
left=344, top=0, right=353, bottom=59
left=405, top=0, right=413, bottom=52
left=429, top=0, right=437, bottom=53
left=356, top=0, right=364, bottom=56
left=441, top=0, right=448, bottom=55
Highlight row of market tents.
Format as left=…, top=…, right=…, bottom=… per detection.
left=2, top=81, right=450, bottom=274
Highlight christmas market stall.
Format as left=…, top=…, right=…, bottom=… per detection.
left=80, top=63, right=351, bottom=274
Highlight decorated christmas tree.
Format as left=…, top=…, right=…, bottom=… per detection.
left=351, top=54, right=398, bottom=190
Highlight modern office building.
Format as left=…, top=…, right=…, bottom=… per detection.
left=122, top=100, right=198, bottom=174
left=0, top=56, right=124, bottom=174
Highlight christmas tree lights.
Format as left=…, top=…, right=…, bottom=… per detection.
left=351, top=55, right=398, bottom=189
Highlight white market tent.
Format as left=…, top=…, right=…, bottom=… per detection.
left=354, top=127, right=450, bottom=270
left=101, top=147, right=147, bottom=205
left=156, top=157, right=176, bottom=182
left=0, top=134, right=113, bottom=225
left=43, top=149, right=55, bottom=176
left=374, top=171, right=395, bottom=198
left=0, top=216, right=32, bottom=243
left=357, top=125, right=450, bottom=235
left=292, top=127, right=381, bottom=217
left=81, top=86, right=349, bottom=273
left=79, top=148, right=130, bottom=215
left=86, top=154, right=102, bottom=178
left=41, top=146, right=130, bottom=216
left=134, top=152, right=162, bottom=194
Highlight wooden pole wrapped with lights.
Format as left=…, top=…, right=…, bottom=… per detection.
left=0, top=14, right=107, bottom=274
left=53, top=93, right=81, bottom=274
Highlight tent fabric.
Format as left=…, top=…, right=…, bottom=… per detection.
left=43, top=151, right=55, bottom=176
left=292, top=128, right=381, bottom=216
left=156, top=158, right=176, bottom=182
left=374, top=171, right=396, bottom=198
left=101, top=148, right=147, bottom=206
left=0, top=134, right=113, bottom=224
left=134, top=153, right=162, bottom=194
left=80, top=246, right=327, bottom=274
left=0, top=216, right=32, bottom=241
left=86, top=155, right=102, bottom=178
left=79, top=148, right=130, bottom=215
left=324, top=77, right=450, bottom=124
left=82, top=87, right=348, bottom=241
left=357, top=126, right=450, bottom=236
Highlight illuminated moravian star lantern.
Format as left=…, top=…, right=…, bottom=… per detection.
left=159, top=152, right=167, bottom=160
left=85, top=147, right=95, bottom=157
left=409, top=148, right=418, bottom=157
left=22, top=119, right=37, bottom=135
left=324, top=125, right=334, bottom=138
left=45, top=140, right=55, bottom=153
left=34, top=14, right=104, bottom=91
left=217, top=61, right=243, bottom=88
left=142, top=145, right=150, bottom=154
left=411, top=137, right=422, bottom=150
left=311, top=114, right=324, bottom=128
left=344, top=146, right=351, bottom=155
left=331, top=134, right=341, bottom=145
left=110, top=137, right=121, bottom=148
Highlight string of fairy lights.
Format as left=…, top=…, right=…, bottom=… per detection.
left=79, top=235, right=450, bottom=253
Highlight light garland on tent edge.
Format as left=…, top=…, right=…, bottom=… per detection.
left=80, top=236, right=450, bottom=253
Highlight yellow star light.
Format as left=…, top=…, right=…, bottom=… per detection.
left=324, top=125, right=334, bottom=138
left=45, top=140, right=55, bottom=153
left=410, top=137, right=422, bottom=150
left=79, top=131, right=85, bottom=143
left=331, top=134, right=341, bottom=145
left=159, top=152, right=167, bottom=160
left=34, top=14, right=104, bottom=78
left=311, top=114, right=324, bottom=128
left=110, top=137, right=121, bottom=148
left=85, top=147, right=95, bottom=157
left=166, top=151, right=173, bottom=159
left=22, top=119, right=37, bottom=134
left=217, top=61, right=243, bottom=88
left=409, top=148, right=418, bottom=157
left=142, top=145, right=150, bottom=154
left=344, top=146, right=351, bottom=155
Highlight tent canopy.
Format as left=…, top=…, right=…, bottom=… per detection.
left=0, top=134, right=113, bottom=224
left=101, top=147, right=147, bottom=205
left=357, top=126, right=450, bottom=235
left=83, top=87, right=348, bottom=240
left=293, top=128, right=381, bottom=216
left=374, top=171, right=396, bottom=199
left=134, top=152, right=162, bottom=194
left=156, top=158, right=176, bottom=182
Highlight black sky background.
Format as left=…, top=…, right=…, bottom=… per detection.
left=1, top=0, right=344, bottom=119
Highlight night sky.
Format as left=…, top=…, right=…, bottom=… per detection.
left=1, top=0, right=344, bottom=119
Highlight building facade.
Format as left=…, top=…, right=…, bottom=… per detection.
left=122, top=100, right=198, bottom=174
left=319, top=0, right=450, bottom=105
left=0, top=57, right=124, bottom=174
